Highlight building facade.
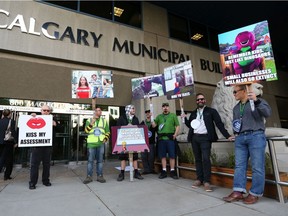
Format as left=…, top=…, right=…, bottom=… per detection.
left=1, top=1, right=287, bottom=162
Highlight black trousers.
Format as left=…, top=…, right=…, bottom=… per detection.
left=191, top=134, right=212, bottom=183
left=30, top=147, right=52, bottom=185
left=0, top=141, right=14, bottom=178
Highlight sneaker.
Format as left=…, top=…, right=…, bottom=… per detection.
left=83, top=176, right=93, bottom=184
left=134, top=172, right=144, bottom=180
left=204, top=182, right=213, bottom=192
left=159, top=170, right=167, bottom=179
left=117, top=173, right=124, bottom=181
left=191, top=180, right=202, bottom=188
left=170, top=170, right=178, bottom=179
left=97, top=175, right=106, bottom=183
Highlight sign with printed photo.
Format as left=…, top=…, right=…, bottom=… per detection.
left=218, top=20, right=277, bottom=86
left=72, top=70, right=113, bottom=99
left=18, top=115, right=53, bottom=147
left=131, top=74, right=166, bottom=100
left=163, top=60, right=194, bottom=100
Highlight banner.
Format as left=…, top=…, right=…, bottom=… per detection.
left=163, top=60, right=194, bottom=100
left=18, top=115, right=53, bottom=147
left=131, top=74, right=166, bottom=100
left=72, top=70, right=113, bottom=98
left=111, top=125, right=149, bottom=154
left=218, top=20, right=277, bottom=86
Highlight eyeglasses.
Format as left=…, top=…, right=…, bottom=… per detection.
left=196, top=98, right=205, bottom=101
left=233, top=89, right=243, bottom=94
left=42, top=109, right=50, bottom=112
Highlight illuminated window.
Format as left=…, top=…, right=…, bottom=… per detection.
left=189, top=20, right=208, bottom=48
left=114, top=1, right=142, bottom=28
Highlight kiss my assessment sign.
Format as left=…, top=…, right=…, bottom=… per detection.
left=18, top=115, right=53, bottom=147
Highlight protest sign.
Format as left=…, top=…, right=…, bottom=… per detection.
left=131, top=74, right=166, bottom=100
left=18, top=115, right=53, bottom=147
left=163, top=60, right=194, bottom=100
left=218, top=20, right=277, bottom=86
left=111, top=125, right=149, bottom=154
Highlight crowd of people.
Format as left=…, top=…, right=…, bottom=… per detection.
left=0, top=84, right=272, bottom=205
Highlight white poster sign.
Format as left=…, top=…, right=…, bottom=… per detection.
left=18, top=115, right=53, bottom=147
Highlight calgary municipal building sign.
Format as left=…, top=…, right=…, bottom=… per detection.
left=0, top=8, right=189, bottom=64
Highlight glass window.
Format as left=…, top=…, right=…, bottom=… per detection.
left=190, top=20, right=208, bottom=48
left=80, top=1, right=112, bottom=20
left=43, top=0, right=78, bottom=11
left=114, top=1, right=142, bottom=28
left=168, top=13, right=189, bottom=42
left=208, top=27, right=220, bottom=51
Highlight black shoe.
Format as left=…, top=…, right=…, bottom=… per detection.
left=4, top=176, right=12, bottom=181
left=117, top=173, right=124, bottom=181
left=159, top=170, right=167, bottom=179
left=134, top=172, right=144, bottom=180
left=29, top=184, right=36, bottom=190
left=170, top=170, right=178, bottom=179
left=43, top=182, right=52, bottom=186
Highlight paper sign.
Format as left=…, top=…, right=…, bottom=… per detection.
left=18, top=115, right=53, bottom=147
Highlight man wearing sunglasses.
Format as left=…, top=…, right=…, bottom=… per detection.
left=29, top=105, right=60, bottom=190
left=182, top=93, right=233, bottom=192
left=223, top=85, right=271, bottom=204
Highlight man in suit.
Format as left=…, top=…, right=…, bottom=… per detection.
left=182, top=93, right=234, bottom=191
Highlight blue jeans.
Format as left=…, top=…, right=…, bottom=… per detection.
left=233, top=130, right=266, bottom=196
left=87, top=145, right=104, bottom=177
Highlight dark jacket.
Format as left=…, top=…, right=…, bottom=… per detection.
left=0, top=117, right=18, bottom=144
left=140, top=120, right=157, bottom=144
left=185, top=106, right=230, bottom=142
left=117, top=115, right=139, bottom=126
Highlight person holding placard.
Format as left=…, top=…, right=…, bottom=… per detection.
left=116, top=104, right=143, bottom=181
left=152, top=102, right=180, bottom=180
left=0, top=109, right=18, bottom=181
left=140, top=110, right=157, bottom=175
left=29, top=105, right=59, bottom=190
left=83, top=107, right=110, bottom=184
left=182, top=93, right=233, bottom=192
left=223, top=85, right=271, bottom=204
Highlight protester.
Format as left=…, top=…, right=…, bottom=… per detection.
left=29, top=105, right=59, bottom=190
left=182, top=93, right=234, bottom=192
left=140, top=110, right=157, bottom=174
left=152, top=102, right=180, bottom=179
left=116, top=104, right=143, bottom=181
left=0, top=109, right=18, bottom=180
left=223, top=85, right=271, bottom=204
left=83, top=107, right=110, bottom=184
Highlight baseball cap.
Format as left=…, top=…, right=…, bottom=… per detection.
left=145, top=110, right=150, bottom=113
left=162, top=102, right=169, bottom=107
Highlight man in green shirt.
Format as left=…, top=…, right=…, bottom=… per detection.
left=152, top=102, right=180, bottom=179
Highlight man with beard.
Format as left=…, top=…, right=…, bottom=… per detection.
left=152, top=102, right=180, bottom=179
left=182, top=93, right=234, bottom=192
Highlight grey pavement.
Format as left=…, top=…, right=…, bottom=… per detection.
left=0, top=160, right=287, bottom=216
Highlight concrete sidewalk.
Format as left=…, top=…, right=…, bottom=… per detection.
left=0, top=160, right=287, bottom=216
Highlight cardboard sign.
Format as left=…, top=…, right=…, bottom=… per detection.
left=131, top=74, right=166, bottom=100
left=18, top=115, right=53, bottom=147
left=163, top=60, right=194, bottom=100
left=111, top=125, right=149, bottom=154
left=218, top=20, right=277, bottom=86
